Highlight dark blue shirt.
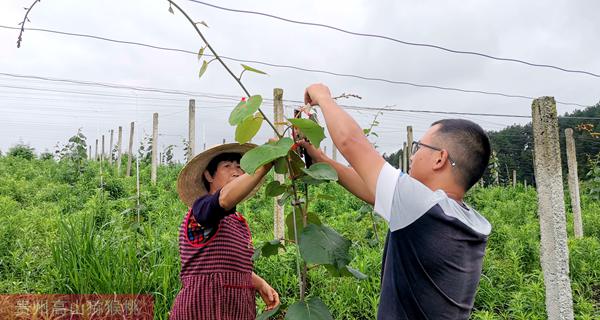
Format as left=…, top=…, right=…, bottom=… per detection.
left=374, top=164, right=491, bottom=319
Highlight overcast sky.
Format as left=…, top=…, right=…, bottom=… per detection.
left=1, top=0, right=599, bottom=161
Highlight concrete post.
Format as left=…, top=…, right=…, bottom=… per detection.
left=531, top=96, right=574, bottom=320
left=402, top=142, right=408, bottom=173
left=151, top=113, right=158, bottom=185
left=188, top=99, right=196, bottom=162
left=117, top=126, right=123, bottom=175
left=222, top=138, right=226, bottom=144
left=95, top=139, right=98, bottom=161
left=406, top=126, right=413, bottom=172
left=109, top=129, right=114, bottom=165
left=88, top=145, right=92, bottom=160
left=273, top=88, right=285, bottom=241
left=565, top=128, right=583, bottom=238
left=126, top=122, right=134, bottom=177
left=513, top=170, right=517, bottom=188
left=101, top=135, right=105, bottom=162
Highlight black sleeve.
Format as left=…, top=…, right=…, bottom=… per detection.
left=191, top=189, right=235, bottom=227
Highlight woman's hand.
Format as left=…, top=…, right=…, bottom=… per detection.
left=256, top=280, right=280, bottom=311
left=252, top=273, right=280, bottom=311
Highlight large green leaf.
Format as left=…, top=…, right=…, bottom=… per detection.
left=265, top=180, right=287, bottom=197
left=235, top=113, right=263, bottom=144
left=324, top=264, right=367, bottom=280
left=241, top=63, right=267, bottom=75
left=299, top=224, right=351, bottom=268
left=285, top=297, right=333, bottom=320
left=229, top=95, right=263, bottom=126
left=288, top=150, right=306, bottom=179
left=253, top=239, right=284, bottom=261
left=241, top=138, right=293, bottom=174
left=301, top=163, right=338, bottom=181
left=256, top=303, right=281, bottom=320
left=274, top=157, right=288, bottom=174
left=288, top=118, right=325, bottom=148
left=285, top=211, right=321, bottom=241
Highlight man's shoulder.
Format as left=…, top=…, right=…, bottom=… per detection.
left=433, top=199, right=492, bottom=236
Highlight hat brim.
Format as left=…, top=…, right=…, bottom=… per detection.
left=177, top=143, right=265, bottom=207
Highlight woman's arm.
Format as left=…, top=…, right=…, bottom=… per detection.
left=219, top=163, right=273, bottom=210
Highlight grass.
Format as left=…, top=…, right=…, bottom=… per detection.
left=0, top=156, right=598, bottom=319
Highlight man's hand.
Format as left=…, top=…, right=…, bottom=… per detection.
left=304, top=83, right=333, bottom=107
left=255, top=278, right=280, bottom=311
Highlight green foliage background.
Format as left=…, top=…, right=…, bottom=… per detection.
left=0, top=156, right=599, bottom=319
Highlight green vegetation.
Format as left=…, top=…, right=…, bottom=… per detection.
left=0, top=153, right=599, bottom=319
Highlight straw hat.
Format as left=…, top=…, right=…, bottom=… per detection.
left=177, top=143, right=264, bottom=207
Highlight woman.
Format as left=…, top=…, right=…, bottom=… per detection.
left=170, top=143, right=279, bottom=320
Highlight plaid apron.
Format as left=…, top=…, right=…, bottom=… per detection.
left=170, top=209, right=256, bottom=320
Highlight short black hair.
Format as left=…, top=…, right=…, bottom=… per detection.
left=430, top=119, right=490, bottom=190
left=202, top=152, right=242, bottom=190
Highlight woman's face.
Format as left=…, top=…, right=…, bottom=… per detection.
left=205, top=160, right=244, bottom=192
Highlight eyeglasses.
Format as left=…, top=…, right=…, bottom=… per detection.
left=411, top=141, right=457, bottom=167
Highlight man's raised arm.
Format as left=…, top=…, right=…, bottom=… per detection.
left=304, top=84, right=386, bottom=199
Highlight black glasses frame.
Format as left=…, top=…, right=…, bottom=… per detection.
left=411, top=141, right=457, bottom=167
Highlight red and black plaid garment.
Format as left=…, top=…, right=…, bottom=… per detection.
left=170, top=191, right=256, bottom=320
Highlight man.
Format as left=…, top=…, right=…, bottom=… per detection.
left=300, top=83, right=491, bottom=319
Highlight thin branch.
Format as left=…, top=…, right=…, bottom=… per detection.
left=168, top=0, right=280, bottom=137
left=17, top=0, right=42, bottom=48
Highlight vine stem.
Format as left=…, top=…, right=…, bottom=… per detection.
left=168, top=0, right=281, bottom=138
left=17, top=0, right=42, bottom=48
left=170, top=0, right=309, bottom=303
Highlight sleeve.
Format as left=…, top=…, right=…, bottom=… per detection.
left=192, top=189, right=235, bottom=227
left=374, top=162, right=446, bottom=232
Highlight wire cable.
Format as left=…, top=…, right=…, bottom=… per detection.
left=0, top=26, right=592, bottom=107
left=185, top=0, right=600, bottom=78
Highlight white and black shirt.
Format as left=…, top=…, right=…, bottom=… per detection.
left=374, top=163, right=491, bottom=320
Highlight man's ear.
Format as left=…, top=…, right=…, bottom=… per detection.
left=432, top=150, right=448, bottom=170
left=203, top=170, right=213, bottom=183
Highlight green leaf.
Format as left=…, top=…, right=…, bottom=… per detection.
left=288, top=118, right=326, bottom=149
left=235, top=113, right=263, bottom=144
left=285, top=297, right=333, bottom=320
left=286, top=211, right=321, bottom=241
left=240, top=138, right=293, bottom=174
left=274, top=157, right=288, bottom=174
left=315, top=194, right=336, bottom=201
left=198, top=60, right=209, bottom=78
left=277, top=191, right=292, bottom=206
left=324, top=264, right=367, bottom=280
left=363, top=128, right=371, bottom=135
left=263, top=239, right=283, bottom=257
left=197, top=46, right=206, bottom=61
left=288, top=150, right=306, bottom=179
left=301, top=163, right=338, bottom=181
left=241, top=63, right=267, bottom=75
left=299, top=224, right=351, bottom=268
left=265, top=181, right=287, bottom=197
left=358, top=204, right=373, bottom=213
left=229, top=95, right=263, bottom=126
left=256, top=303, right=281, bottom=320
left=252, top=240, right=283, bottom=261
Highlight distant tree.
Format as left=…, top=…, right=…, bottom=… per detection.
left=7, top=143, right=35, bottom=160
